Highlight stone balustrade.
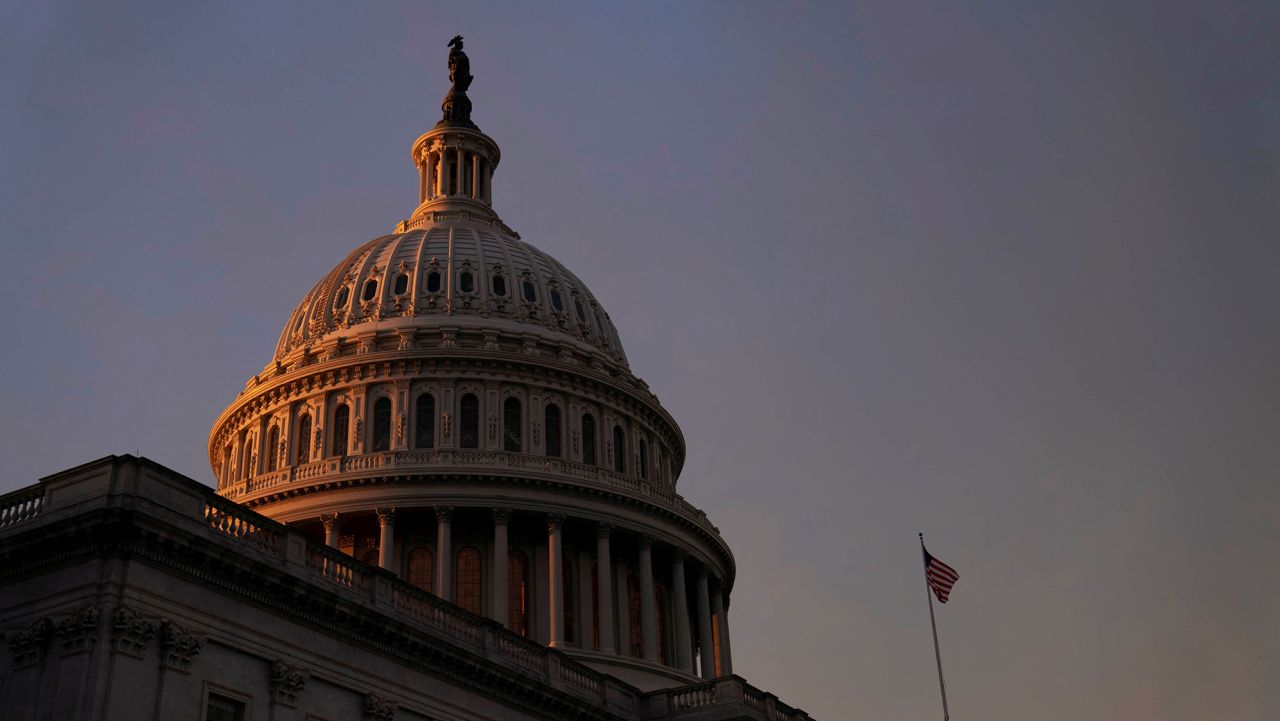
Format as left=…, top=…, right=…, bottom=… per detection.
left=0, top=484, right=44, bottom=530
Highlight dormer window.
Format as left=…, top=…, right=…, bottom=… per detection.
left=361, top=279, right=378, bottom=302
left=550, top=289, right=564, bottom=312
left=574, top=299, right=586, bottom=322
left=426, top=271, right=442, bottom=293
left=522, top=280, right=537, bottom=303
left=460, top=271, right=475, bottom=293
left=492, top=274, right=507, bottom=296
left=334, top=286, right=350, bottom=309
left=393, top=273, right=409, bottom=295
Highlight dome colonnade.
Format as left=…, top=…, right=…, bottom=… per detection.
left=208, top=37, right=733, bottom=690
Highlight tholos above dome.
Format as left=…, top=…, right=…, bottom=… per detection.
left=274, top=219, right=629, bottom=368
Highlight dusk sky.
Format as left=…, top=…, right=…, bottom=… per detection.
left=3, top=2, right=1278, bottom=719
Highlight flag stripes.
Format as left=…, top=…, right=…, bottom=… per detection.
left=923, top=548, right=959, bottom=603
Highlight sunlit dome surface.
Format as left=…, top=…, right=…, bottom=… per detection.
left=273, top=224, right=629, bottom=367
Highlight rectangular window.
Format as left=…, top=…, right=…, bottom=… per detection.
left=204, top=691, right=247, bottom=721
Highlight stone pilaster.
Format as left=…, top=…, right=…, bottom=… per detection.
left=695, top=568, right=714, bottom=678
left=435, top=507, right=454, bottom=602
left=671, top=550, right=693, bottom=672
left=638, top=536, right=658, bottom=662
left=491, top=508, right=511, bottom=627
left=595, top=522, right=615, bottom=653
left=376, top=507, right=396, bottom=572
left=547, top=514, right=565, bottom=647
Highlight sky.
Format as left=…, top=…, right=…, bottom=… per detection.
left=2, top=2, right=1279, bottom=719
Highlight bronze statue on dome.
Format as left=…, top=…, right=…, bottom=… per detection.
left=447, top=35, right=472, bottom=93
left=438, top=35, right=477, bottom=128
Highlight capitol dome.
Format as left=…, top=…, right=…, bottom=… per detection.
left=272, top=226, right=629, bottom=368
left=209, top=40, right=734, bottom=691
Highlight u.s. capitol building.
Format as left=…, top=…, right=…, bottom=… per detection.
left=0, top=39, right=814, bottom=721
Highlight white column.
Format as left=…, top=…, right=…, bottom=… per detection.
left=454, top=146, right=465, bottom=196
left=671, top=550, right=693, bottom=672
left=492, top=508, right=511, bottom=627
left=376, top=507, right=396, bottom=572
left=696, top=568, right=714, bottom=678
left=547, top=514, right=565, bottom=647
left=435, top=506, right=453, bottom=602
left=321, top=513, right=340, bottom=548
left=638, top=536, right=659, bottom=662
left=434, top=150, right=445, bottom=198
left=615, top=561, right=631, bottom=656
left=596, top=523, right=615, bottom=653
left=578, top=551, right=594, bottom=649
left=711, top=585, right=732, bottom=676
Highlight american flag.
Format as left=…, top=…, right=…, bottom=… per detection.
left=922, top=547, right=959, bottom=603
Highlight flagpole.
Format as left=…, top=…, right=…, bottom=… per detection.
left=920, top=533, right=951, bottom=721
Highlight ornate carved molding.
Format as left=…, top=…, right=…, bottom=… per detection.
left=7, top=617, right=51, bottom=668
left=546, top=513, right=565, bottom=532
left=363, top=692, right=398, bottom=721
left=54, top=604, right=99, bottom=656
left=320, top=512, right=340, bottom=533
left=596, top=521, right=614, bottom=539
left=490, top=507, right=512, bottom=524
left=111, top=605, right=155, bottom=658
left=376, top=507, right=396, bottom=526
left=434, top=506, right=454, bottom=523
left=270, top=659, right=311, bottom=707
left=160, top=620, right=206, bottom=673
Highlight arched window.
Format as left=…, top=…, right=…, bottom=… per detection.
left=563, top=554, right=576, bottom=645
left=508, top=551, right=530, bottom=637
left=627, top=573, right=643, bottom=657
left=393, top=273, right=409, bottom=295
left=426, top=271, right=442, bottom=293
left=241, top=436, right=254, bottom=480
left=459, top=394, right=479, bottom=449
left=550, top=289, right=564, bottom=312
left=638, top=438, right=648, bottom=480
left=544, top=404, right=562, bottom=457
left=612, top=425, right=626, bottom=473
left=361, top=279, right=378, bottom=302
left=503, top=397, right=522, bottom=452
left=407, top=548, right=433, bottom=593
left=295, top=414, right=311, bottom=465
left=334, top=285, right=349, bottom=309
left=414, top=394, right=435, bottom=449
left=265, top=426, right=279, bottom=472
left=581, top=413, right=597, bottom=465
left=332, top=404, right=350, bottom=457
left=492, top=274, right=507, bottom=296
left=372, top=397, right=392, bottom=452
left=522, top=280, right=537, bottom=303
left=656, top=583, right=670, bottom=664
left=459, top=271, right=474, bottom=294
left=456, top=547, right=483, bottom=616
left=221, top=445, right=232, bottom=488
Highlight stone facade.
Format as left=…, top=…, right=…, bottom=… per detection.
left=0, top=456, right=810, bottom=721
